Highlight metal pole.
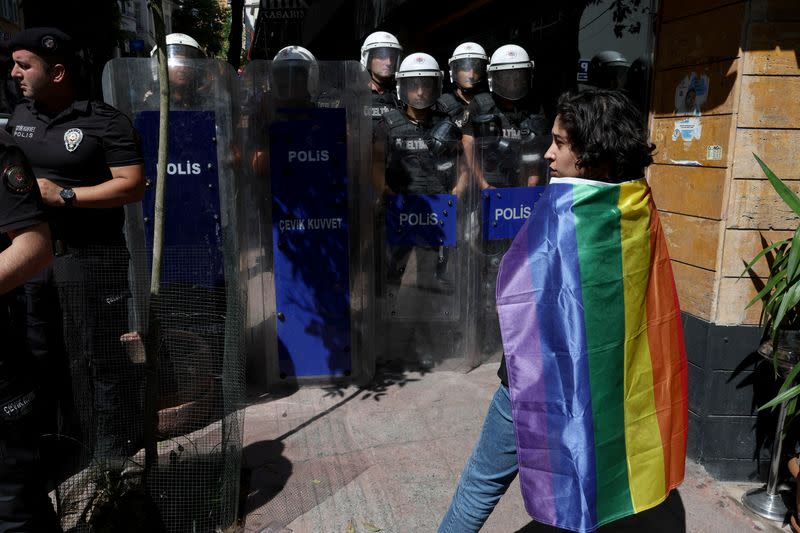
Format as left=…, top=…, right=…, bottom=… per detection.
left=742, top=399, right=791, bottom=521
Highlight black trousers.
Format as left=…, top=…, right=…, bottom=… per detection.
left=25, top=246, right=142, bottom=469
left=0, top=393, right=62, bottom=533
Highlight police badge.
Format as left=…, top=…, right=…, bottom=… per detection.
left=3, top=164, right=33, bottom=194
left=64, top=128, right=83, bottom=152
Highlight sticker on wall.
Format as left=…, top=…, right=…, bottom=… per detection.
left=674, top=72, right=709, bottom=116
left=706, top=145, right=723, bottom=160
left=672, top=117, right=702, bottom=142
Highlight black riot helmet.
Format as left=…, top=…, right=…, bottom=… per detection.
left=587, top=50, right=630, bottom=90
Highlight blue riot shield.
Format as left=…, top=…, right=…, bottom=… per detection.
left=469, top=120, right=552, bottom=363
left=374, top=134, right=478, bottom=370
left=240, top=60, right=373, bottom=387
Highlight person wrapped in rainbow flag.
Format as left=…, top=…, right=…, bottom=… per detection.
left=440, top=88, right=688, bottom=533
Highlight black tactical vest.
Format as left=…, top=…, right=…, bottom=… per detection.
left=383, top=109, right=458, bottom=195
left=366, top=89, right=401, bottom=122
left=471, top=93, right=549, bottom=187
left=436, top=93, right=469, bottom=129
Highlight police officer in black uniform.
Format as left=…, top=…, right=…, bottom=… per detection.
left=377, top=52, right=465, bottom=277
left=436, top=42, right=490, bottom=130
left=462, top=44, right=550, bottom=190
left=375, top=52, right=467, bottom=364
left=461, top=44, right=550, bottom=364
left=360, top=31, right=402, bottom=124
left=7, top=28, right=145, bottom=464
left=0, top=129, right=61, bottom=532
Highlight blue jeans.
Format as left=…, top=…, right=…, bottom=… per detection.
left=439, top=385, right=518, bottom=533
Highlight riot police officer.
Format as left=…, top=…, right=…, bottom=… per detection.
left=272, top=45, right=319, bottom=109
left=375, top=53, right=468, bottom=366
left=146, top=32, right=207, bottom=109
left=462, top=44, right=551, bottom=361
left=0, top=130, right=61, bottom=532
left=437, top=42, right=489, bottom=129
left=360, top=31, right=402, bottom=123
left=462, top=44, right=550, bottom=190
left=587, top=50, right=630, bottom=90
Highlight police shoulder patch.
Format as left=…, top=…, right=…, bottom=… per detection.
left=3, top=164, right=33, bottom=194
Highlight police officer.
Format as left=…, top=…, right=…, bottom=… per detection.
left=462, top=44, right=550, bottom=190
left=0, top=130, right=61, bottom=531
left=272, top=45, right=319, bottom=109
left=587, top=50, right=630, bottom=90
left=376, top=52, right=467, bottom=365
left=461, top=45, right=550, bottom=361
left=7, top=27, right=145, bottom=462
left=360, top=31, right=402, bottom=123
left=437, top=42, right=489, bottom=129
left=146, top=32, right=207, bottom=109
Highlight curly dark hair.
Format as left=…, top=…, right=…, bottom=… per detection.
left=556, top=88, right=655, bottom=182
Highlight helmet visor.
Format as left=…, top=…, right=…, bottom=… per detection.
left=398, top=76, right=441, bottom=109
left=167, top=43, right=204, bottom=60
left=450, top=58, right=487, bottom=89
left=367, top=47, right=401, bottom=79
left=271, top=61, right=311, bottom=101
left=491, top=68, right=531, bottom=100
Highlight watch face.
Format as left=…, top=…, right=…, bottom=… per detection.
left=60, top=188, right=75, bottom=202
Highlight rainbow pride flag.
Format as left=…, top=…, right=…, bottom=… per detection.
left=496, top=177, right=688, bottom=532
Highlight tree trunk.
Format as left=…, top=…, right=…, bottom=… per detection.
left=227, top=0, right=245, bottom=69
left=145, top=0, right=170, bottom=475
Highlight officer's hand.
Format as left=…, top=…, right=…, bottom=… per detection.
left=36, top=178, right=65, bottom=207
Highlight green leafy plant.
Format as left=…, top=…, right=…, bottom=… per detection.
left=741, top=154, right=800, bottom=411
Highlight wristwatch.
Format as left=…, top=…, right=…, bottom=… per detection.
left=60, top=187, right=76, bottom=207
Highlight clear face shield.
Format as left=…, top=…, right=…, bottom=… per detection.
left=450, top=58, right=487, bottom=92
left=597, top=65, right=629, bottom=90
left=165, top=44, right=205, bottom=89
left=271, top=61, right=312, bottom=102
left=491, top=67, right=531, bottom=101
left=398, top=76, right=441, bottom=110
left=367, top=47, right=401, bottom=80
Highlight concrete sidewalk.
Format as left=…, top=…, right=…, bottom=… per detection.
left=241, top=362, right=790, bottom=533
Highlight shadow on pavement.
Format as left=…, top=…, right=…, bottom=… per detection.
left=514, top=490, right=686, bottom=532
left=240, top=439, right=292, bottom=516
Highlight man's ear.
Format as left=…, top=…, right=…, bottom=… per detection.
left=50, top=63, right=66, bottom=83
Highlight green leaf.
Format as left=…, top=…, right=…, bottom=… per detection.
left=789, top=231, right=800, bottom=283
left=745, top=270, right=786, bottom=309
left=759, top=383, right=800, bottom=411
left=780, top=364, right=800, bottom=395
left=362, top=521, right=383, bottom=532
left=772, top=283, right=800, bottom=337
left=755, top=153, right=800, bottom=216
left=741, top=239, right=790, bottom=278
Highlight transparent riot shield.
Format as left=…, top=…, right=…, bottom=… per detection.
left=240, top=60, right=374, bottom=388
left=374, top=135, right=478, bottom=370
left=93, top=57, right=245, bottom=533
left=471, top=122, right=551, bottom=363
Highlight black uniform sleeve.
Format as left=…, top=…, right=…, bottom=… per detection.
left=102, top=109, right=144, bottom=168
left=460, top=100, right=479, bottom=137
left=0, top=138, right=46, bottom=234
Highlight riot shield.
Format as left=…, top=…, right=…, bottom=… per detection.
left=374, top=134, right=478, bottom=370
left=471, top=121, right=551, bottom=363
left=240, top=60, right=374, bottom=387
left=94, top=57, right=245, bottom=533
